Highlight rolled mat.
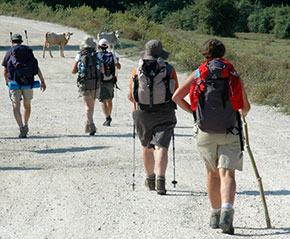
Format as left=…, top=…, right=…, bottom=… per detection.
left=8, top=81, right=40, bottom=90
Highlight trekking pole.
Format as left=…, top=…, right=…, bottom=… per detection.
left=242, top=116, right=271, bottom=228
left=114, top=68, right=118, bottom=117
left=132, top=123, right=136, bottom=191
left=24, top=30, right=29, bottom=46
left=171, top=129, right=177, bottom=188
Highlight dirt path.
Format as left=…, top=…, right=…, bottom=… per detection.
left=0, top=16, right=289, bottom=239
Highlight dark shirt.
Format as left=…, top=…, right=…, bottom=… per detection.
left=1, top=50, right=12, bottom=68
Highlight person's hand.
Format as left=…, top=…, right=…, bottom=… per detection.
left=239, top=108, right=249, bottom=117
left=127, top=91, right=134, bottom=103
left=40, top=81, right=46, bottom=92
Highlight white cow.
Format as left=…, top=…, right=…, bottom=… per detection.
left=97, top=30, right=121, bottom=53
left=43, top=32, right=73, bottom=58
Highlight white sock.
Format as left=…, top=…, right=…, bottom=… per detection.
left=222, top=202, right=233, bottom=210
left=211, top=208, right=221, bottom=213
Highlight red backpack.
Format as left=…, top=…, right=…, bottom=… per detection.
left=189, top=58, right=243, bottom=133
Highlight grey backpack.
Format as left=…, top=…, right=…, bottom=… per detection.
left=132, top=58, right=176, bottom=111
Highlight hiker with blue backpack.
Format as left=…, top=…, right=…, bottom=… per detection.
left=172, top=39, right=250, bottom=234
left=128, top=40, right=179, bottom=195
left=72, top=36, right=102, bottom=135
left=97, top=39, right=121, bottom=126
left=2, top=33, right=46, bottom=138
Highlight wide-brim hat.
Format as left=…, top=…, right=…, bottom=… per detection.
left=11, top=33, right=23, bottom=42
left=80, top=36, right=96, bottom=49
left=140, top=39, right=169, bottom=60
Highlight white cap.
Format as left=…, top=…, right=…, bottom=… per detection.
left=98, top=38, right=109, bottom=48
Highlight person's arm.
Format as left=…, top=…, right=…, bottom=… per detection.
left=128, top=68, right=136, bottom=103
left=172, top=70, right=196, bottom=114
left=114, top=55, right=121, bottom=70
left=3, top=67, right=9, bottom=86
left=239, top=79, right=251, bottom=117
left=37, top=68, right=46, bottom=92
left=72, top=61, right=78, bottom=74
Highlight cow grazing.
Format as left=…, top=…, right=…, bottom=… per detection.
left=97, top=30, right=121, bottom=54
left=43, top=32, right=73, bottom=58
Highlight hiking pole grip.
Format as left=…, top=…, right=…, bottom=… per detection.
left=242, top=116, right=271, bottom=228
left=24, top=30, right=29, bottom=46
left=10, top=32, right=13, bottom=46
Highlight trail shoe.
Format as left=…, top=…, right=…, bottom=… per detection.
left=219, top=209, right=235, bottom=235
left=89, top=123, right=96, bottom=135
left=210, top=210, right=221, bottom=229
left=145, top=174, right=156, bottom=191
left=84, top=123, right=90, bottom=133
left=19, top=124, right=28, bottom=138
left=103, top=116, right=112, bottom=126
left=156, top=176, right=167, bottom=195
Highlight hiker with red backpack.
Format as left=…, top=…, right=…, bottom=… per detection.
left=128, top=40, right=179, bottom=195
left=2, top=33, right=46, bottom=138
left=72, top=36, right=102, bottom=135
left=172, top=39, right=250, bottom=234
left=97, top=39, right=121, bottom=126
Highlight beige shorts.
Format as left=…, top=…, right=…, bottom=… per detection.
left=78, top=85, right=99, bottom=99
left=194, top=124, right=243, bottom=171
left=9, top=89, right=33, bottom=102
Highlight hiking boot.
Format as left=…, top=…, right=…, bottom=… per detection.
left=19, top=124, right=28, bottom=138
left=103, top=116, right=112, bottom=126
left=89, top=123, right=96, bottom=135
left=84, top=123, right=90, bottom=133
left=210, top=210, right=221, bottom=229
left=156, top=176, right=166, bottom=195
left=219, top=209, right=235, bottom=235
left=145, top=174, right=156, bottom=191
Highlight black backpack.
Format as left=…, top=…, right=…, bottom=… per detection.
left=77, top=49, right=101, bottom=90
left=7, top=45, right=38, bottom=88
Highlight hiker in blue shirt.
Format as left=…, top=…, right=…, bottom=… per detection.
left=2, top=33, right=46, bottom=138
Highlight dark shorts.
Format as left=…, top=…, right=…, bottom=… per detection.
left=133, top=109, right=177, bottom=149
left=99, top=81, right=114, bottom=101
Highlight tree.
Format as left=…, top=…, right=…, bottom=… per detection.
left=196, top=0, right=240, bottom=37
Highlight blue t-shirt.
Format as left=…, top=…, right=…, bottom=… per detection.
left=196, top=68, right=200, bottom=78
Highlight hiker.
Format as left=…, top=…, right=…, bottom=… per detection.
left=72, top=36, right=101, bottom=135
left=172, top=39, right=251, bottom=234
left=128, top=39, right=179, bottom=195
left=2, top=33, right=46, bottom=138
left=97, top=38, right=121, bottom=126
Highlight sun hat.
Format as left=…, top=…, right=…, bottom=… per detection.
left=11, top=33, right=23, bottom=42
left=98, top=38, right=109, bottom=48
left=80, top=36, right=96, bottom=49
left=140, top=40, right=169, bottom=60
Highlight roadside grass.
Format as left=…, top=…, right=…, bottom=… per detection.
left=0, top=1, right=289, bottom=114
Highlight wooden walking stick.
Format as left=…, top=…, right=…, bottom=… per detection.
left=242, top=116, right=271, bottom=228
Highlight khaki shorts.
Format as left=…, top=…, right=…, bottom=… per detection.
left=133, top=109, right=176, bottom=149
left=78, top=85, right=99, bottom=99
left=9, top=89, right=33, bottom=102
left=194, top=124, right=243, bottom=171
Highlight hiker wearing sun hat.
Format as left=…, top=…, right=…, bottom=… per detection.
left=97, top=38, right=121, bottom=127
left=128, top=39, right=179, bottom=195
left=2, top=32, right=46, bottom=138
left=72, top=36, right=102, bottom=135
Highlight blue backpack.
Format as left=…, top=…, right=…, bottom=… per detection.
left=100, top=51, right=115, bottom=81
left=7, top=45, right=38, bottom=88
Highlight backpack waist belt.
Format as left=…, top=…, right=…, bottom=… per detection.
left=138, top=102, right=170, bottom=112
